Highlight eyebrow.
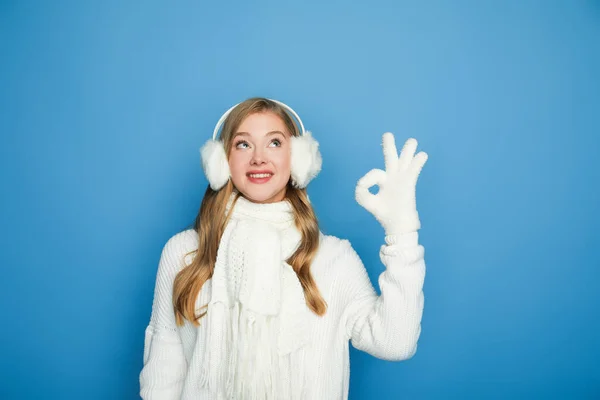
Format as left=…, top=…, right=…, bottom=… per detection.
left=233, top=130, right=286, bottom=138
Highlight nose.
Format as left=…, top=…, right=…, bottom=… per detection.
left=250, top=147, right=267, bottom=165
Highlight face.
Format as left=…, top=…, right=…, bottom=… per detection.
left=228, top=112, right=292, bottom=203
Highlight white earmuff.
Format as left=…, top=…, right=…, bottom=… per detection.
left=290, top=131, right=322, bottom=189
left=199, top=139, right=230, bottom=191
left=199, top=99, right=322, bottom=190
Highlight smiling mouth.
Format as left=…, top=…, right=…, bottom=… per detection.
left=247, top=172, right=273, bottom=183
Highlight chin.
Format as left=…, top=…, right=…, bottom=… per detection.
left=238, top=182, right=287, bottom=204
left=244, top=191, right=283, bottom=204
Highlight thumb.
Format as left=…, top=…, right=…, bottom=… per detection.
left=355, top=168, right=386, bottom=211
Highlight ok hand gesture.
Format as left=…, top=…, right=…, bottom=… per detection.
left=355, top=133, right=428, bottom=236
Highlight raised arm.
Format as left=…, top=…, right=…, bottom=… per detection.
left=344, top=132, right=428, bottom=360
left=341, top=232, right=426, bottom=360
left=139, top=231, right=194, bottom=399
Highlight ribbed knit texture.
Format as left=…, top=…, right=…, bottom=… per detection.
left=200, top=195, right=310, bottom=399
left=140, top=228, right=426, bottom=399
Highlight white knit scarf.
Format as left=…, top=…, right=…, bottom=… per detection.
left=199, top=192, right=310, bottom=399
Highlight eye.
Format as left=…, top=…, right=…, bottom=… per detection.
left=235, top=140, right=249, bottom=149
left=269, top=139, right=282, bottom=147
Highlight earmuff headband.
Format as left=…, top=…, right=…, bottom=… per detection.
left=211, top=98, right=306, bottom=140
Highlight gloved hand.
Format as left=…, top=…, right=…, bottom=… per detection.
left=355, top=132, right=428, bottom=236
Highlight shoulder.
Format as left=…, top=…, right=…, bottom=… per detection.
left=310, top=233, right=369, bottom=292
left=313, top=232, right=361, bottom=269
left=158, top=228, right=199, bottom=274
left=163, top=228, right=198, bottom=253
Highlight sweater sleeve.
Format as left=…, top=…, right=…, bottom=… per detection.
left=339, top=232, right=426, bottom=361
left=139, top=232, right=193, bottom=399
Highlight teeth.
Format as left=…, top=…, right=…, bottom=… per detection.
left=249, top=173, right=272, bottom=178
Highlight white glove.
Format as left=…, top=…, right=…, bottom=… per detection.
left=355, top=133, right=428, bottom=236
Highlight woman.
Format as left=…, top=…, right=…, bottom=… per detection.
left=140, top=97, right=428, bottom=399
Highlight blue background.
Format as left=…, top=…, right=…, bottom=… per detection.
left=1, top=1, right=599, bottom=399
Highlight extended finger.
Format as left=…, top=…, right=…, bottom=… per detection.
left=382, top=132, right=398, bottom=171
left=398, top=138, right=418, bottom=171
left=408, top=151, right=428, bottom=183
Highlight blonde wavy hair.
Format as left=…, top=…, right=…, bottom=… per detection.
left=173, top=97, right=327, bottom=326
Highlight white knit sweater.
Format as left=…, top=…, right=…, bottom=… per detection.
left=140, top=223, right=426, bottom=399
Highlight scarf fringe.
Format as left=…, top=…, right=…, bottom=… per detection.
left=200, top=301, right=285, bottom=399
